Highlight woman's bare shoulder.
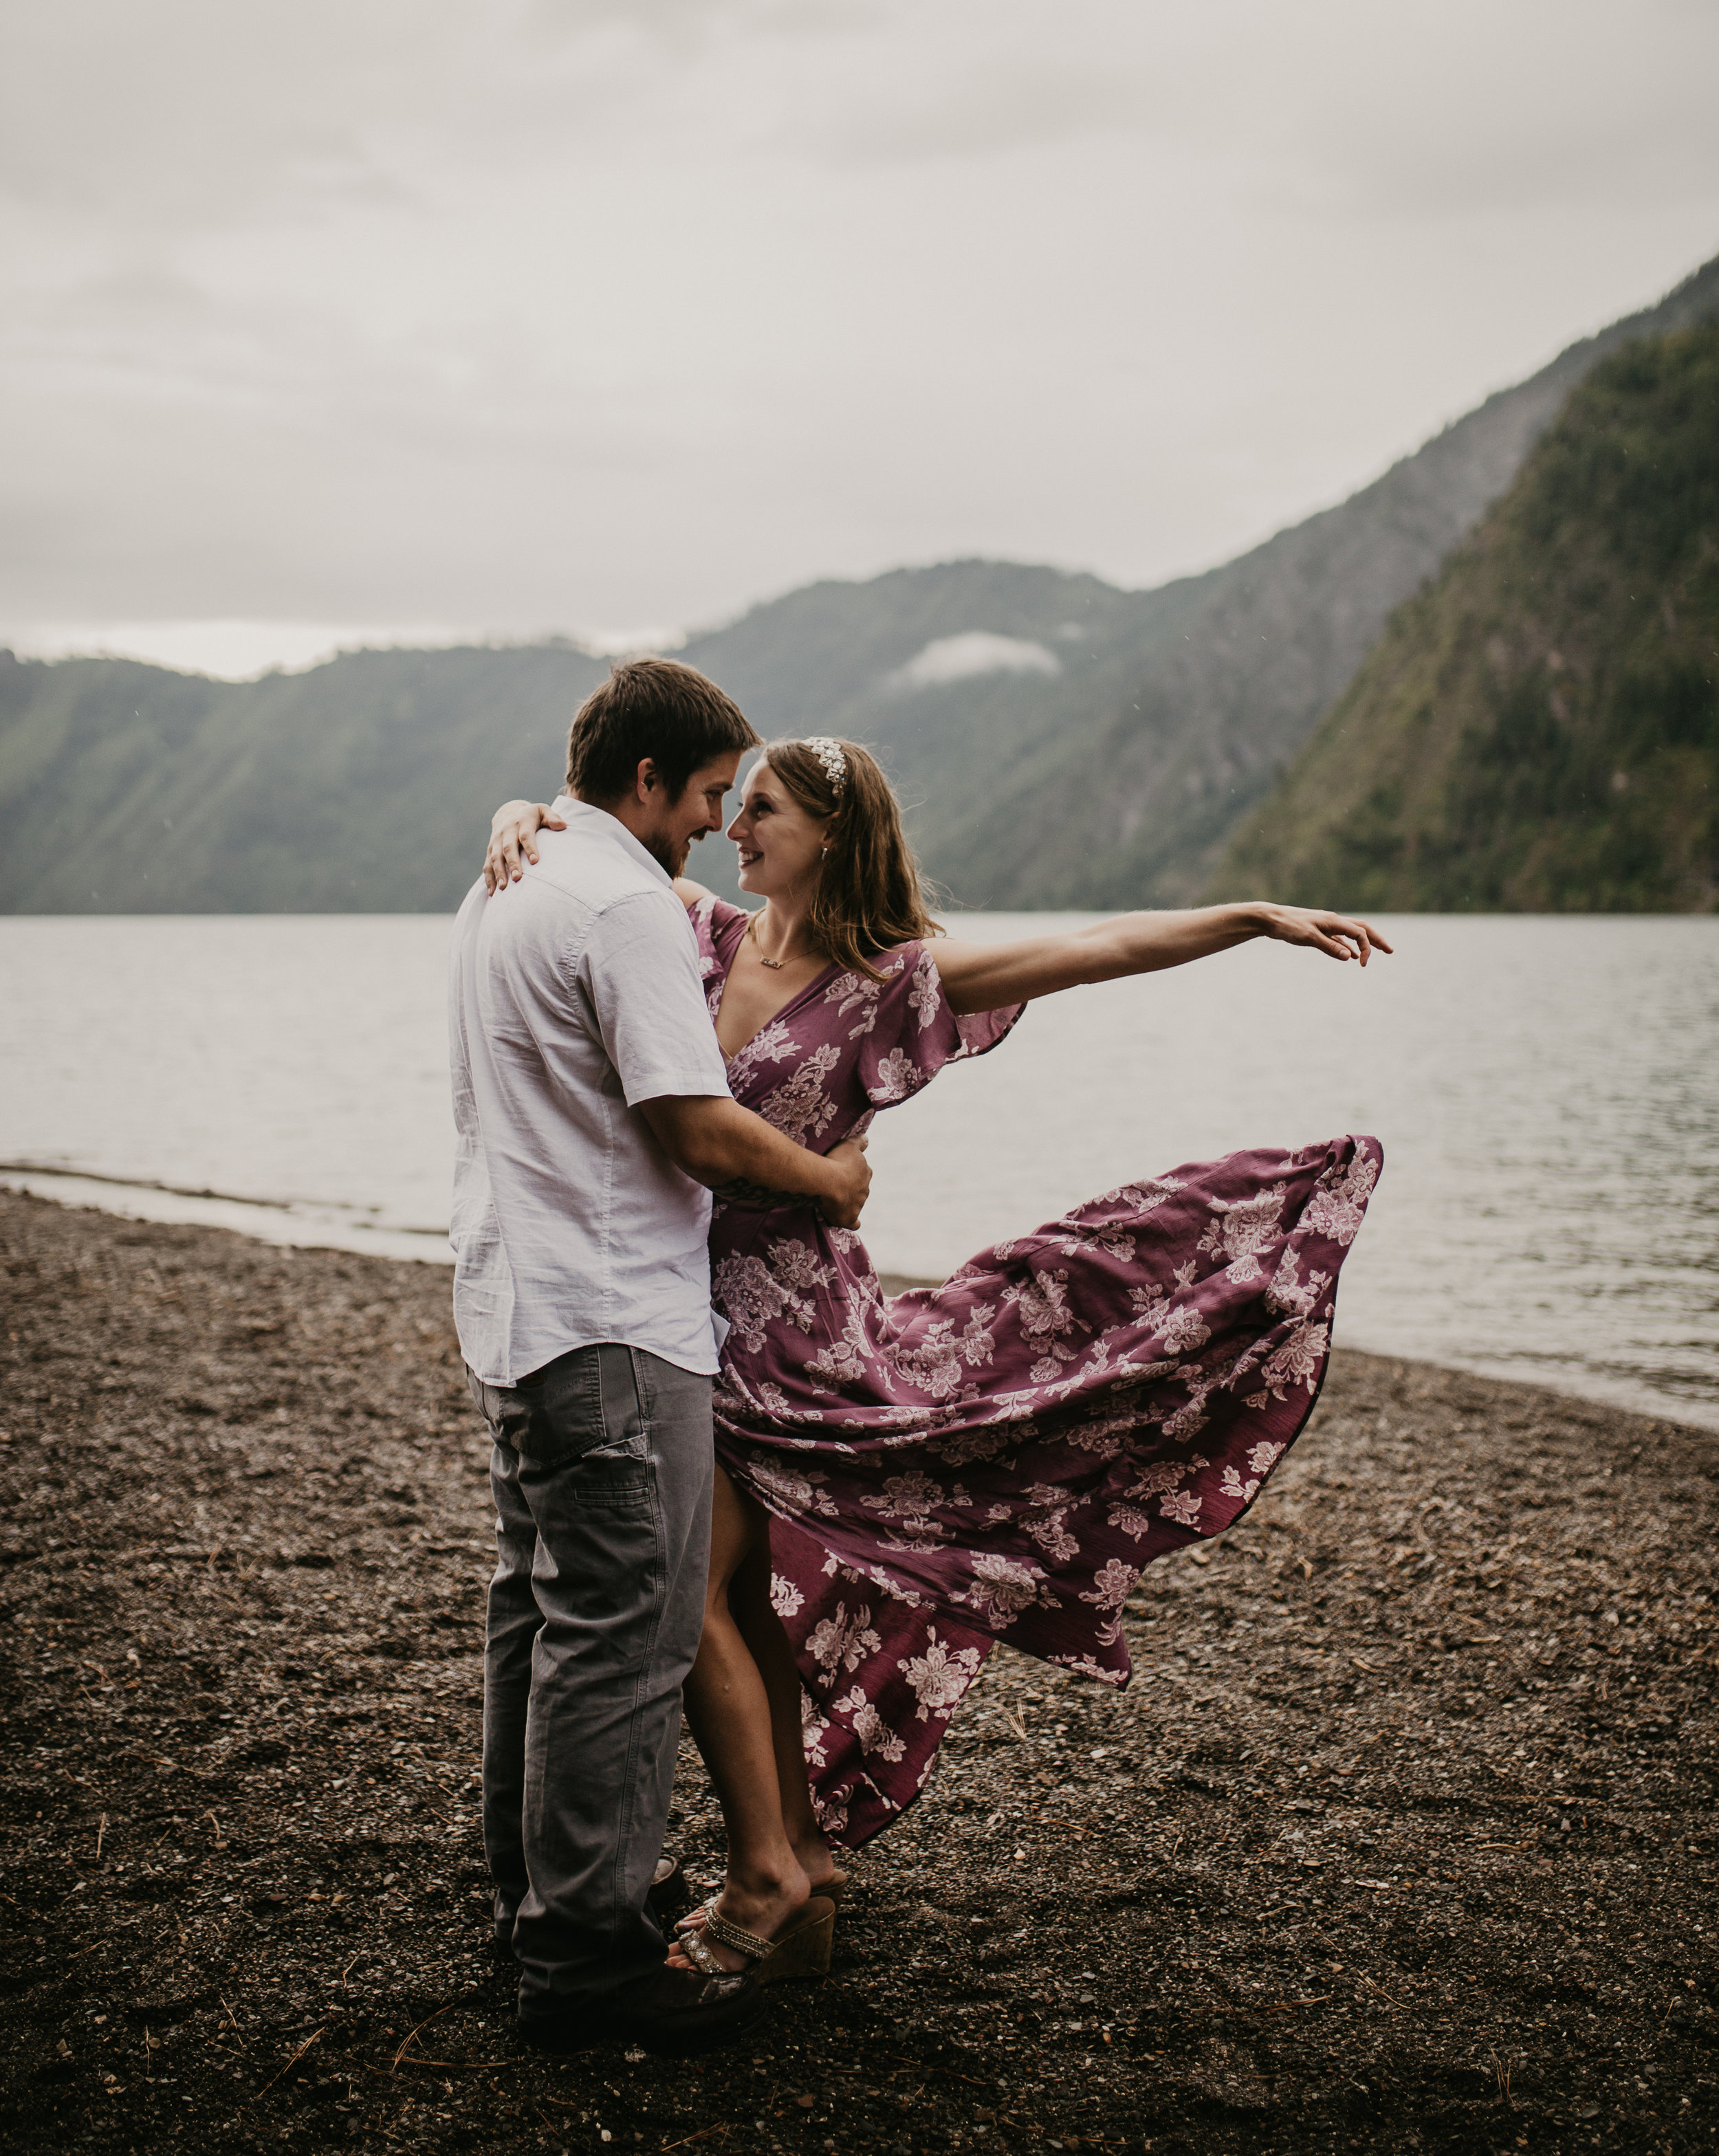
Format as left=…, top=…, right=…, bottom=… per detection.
left=672, top=877, right=715, bottom=911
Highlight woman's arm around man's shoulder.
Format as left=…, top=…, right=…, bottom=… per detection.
left=484, top=799, right=565, bottom=892
left=481, top=799, right=721, bottom=918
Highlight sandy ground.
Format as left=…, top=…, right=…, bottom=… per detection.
left=1, top=1188, right=1715, bottom=2156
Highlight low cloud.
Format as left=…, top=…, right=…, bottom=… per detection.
left=3, top=0, right=1716, bottom=662
left=887, top=632, right=1062, bottom=692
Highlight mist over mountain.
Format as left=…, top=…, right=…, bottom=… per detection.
left=3, top=254, right=1716, bottom=916
left=1212, top=329, right=1719, bottom=912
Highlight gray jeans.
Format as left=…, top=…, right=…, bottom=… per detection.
left=468, top=1341, right=714, bottom=2008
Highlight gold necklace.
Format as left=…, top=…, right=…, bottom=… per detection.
left=746, top=911, right=813, bottom=971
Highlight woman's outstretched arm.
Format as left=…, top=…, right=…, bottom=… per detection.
left=931, top=904, right=1392, bottom=1015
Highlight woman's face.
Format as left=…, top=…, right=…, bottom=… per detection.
left=727, top=759, right=826, bottom=899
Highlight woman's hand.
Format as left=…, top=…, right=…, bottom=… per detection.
left=1254, top=905, right=1392, bottom=965
left=483, top=800, right=565, bottom=894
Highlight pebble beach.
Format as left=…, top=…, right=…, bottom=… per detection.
left=1, top=1188, right=1714, bottom=2155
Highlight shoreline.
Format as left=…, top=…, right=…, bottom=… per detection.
left=1, top=1189, right=1713, bottom=2154
left=6, top=1166, right=1716, bottom=1439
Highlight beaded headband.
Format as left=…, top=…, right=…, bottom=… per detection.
left=801, top=736, right=847, bottom=794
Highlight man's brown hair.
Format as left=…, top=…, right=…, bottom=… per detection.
left=565, top=657, right=760, bottom=804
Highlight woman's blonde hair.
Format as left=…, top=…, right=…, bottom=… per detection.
left=760, top=737, right=941, bottom=982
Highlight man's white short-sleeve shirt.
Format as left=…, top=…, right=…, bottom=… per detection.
left=448, top=799, right=732, bottom=1385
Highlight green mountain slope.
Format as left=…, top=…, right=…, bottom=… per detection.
left=0, top=644, right=610, bottom=912
left=1212, top=329, right=1719, bottom=912
left=677, top=251, right=1719, bottom=910
left=675, top=559, right=1165, bottom=905
left=915, top=254, right=1719, bottom=906
left=3, top=255, right=1716, bottom=914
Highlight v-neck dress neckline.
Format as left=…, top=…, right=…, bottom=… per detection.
left=713, top=940, right=842, bottom=1068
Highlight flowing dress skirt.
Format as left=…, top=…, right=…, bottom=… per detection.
left=710, top=1137, right=1381, bottom=1846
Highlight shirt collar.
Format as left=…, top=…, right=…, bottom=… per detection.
left=556, top=796, right=673, bottom=890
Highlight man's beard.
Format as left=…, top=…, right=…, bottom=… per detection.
left=640, top=829, right=694, bottom=879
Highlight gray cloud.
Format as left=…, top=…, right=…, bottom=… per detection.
left=2, top=0, right=1716, bottom=661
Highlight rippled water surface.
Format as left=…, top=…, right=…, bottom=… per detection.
left=3, top=914, right=1716, bottom=1428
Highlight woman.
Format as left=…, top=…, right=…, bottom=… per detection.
left=483, top=736, right=1389, bottom=1982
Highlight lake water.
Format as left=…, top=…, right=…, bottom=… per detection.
left=3, top=914, right=1716, bottom=1431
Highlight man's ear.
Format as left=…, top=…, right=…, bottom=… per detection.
left=633, top=757, right=659, bottom=803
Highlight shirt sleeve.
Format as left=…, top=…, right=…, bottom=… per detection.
left=853, top=942, right=1024, bottom=1109
left=581, top=890, right=732, bottom=1107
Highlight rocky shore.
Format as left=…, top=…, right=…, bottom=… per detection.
left=1, top=1189, right=1713, bottom=2154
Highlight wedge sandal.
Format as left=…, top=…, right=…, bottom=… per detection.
left=677, top=1895, right=836, bottom=1986
left=681, top=1869, right=847, bottom=1920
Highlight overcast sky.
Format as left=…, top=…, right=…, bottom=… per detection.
left=3, top=0, right=1718, bottom=677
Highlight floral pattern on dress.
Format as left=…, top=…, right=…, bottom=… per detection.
left=693, top=895, right=1382, bottom=1847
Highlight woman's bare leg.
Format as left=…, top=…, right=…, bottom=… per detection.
left=725, top=1495, right=838, bottom=1891
left=667, top=1468, right=834, bottom=1971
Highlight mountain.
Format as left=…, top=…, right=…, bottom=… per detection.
left=1209, top=329, right=1719, bottom=912
left=663, top=246, right=1719, bottom=911
left=0, top=643, right=611, bottom=912
left=912, top=254, right=1719, bottom=908
left=3, top=253, right=1716, bottom=915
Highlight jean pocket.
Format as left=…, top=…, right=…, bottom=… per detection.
left=561, top=1347, right=651, bottom=1503
left=569, top=1451, right=651, bottom=1507
left=501, top=1349, right=650, bottom=1506
left=495, top=1351, right=604, bottom=1464
left=521, top=1428, right=649, bottom=1508
left=584, top=1432, right=648, bottom=1464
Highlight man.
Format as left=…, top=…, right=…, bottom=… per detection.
left=448, top=657, right=869, bottom=2056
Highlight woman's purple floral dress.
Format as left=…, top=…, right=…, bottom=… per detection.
left=692, top=897, right=1381, bottom=1849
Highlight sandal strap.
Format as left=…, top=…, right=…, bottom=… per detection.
left=679, top=1925, right=725, bottom=1976
left=674, top=1894, right=721, bottom=1935
left=704, top=1908, right=775, bottom=1961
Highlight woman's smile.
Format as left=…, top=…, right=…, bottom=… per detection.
left=727, top=758, right=829, bottom=896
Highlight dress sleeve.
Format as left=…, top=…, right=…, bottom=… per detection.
left=689, top=895, right=753, bottom=1020
left=849, top=942, right=1023, bottom=1110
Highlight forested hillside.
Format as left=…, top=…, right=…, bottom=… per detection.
left=649, top=251, right=1719, bottom=911
left=3, top=254, right=1716, bottom=914
left=1212, top=330, right=1719, bottom=913
left=0, top=644, right=611, bottom=912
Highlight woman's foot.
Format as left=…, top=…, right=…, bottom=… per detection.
left=794, top=1836, right=845, bottom=1898
left=677, top=1835, right=842, bottom=1943
left=668, top=1862, right=811, bottom=1975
